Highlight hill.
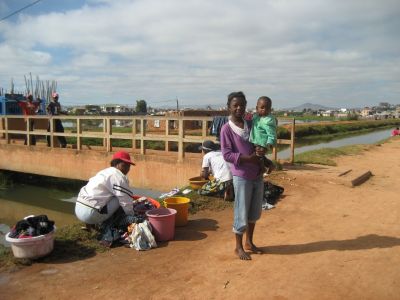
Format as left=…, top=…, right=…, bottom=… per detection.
left=284, top=103, right=336, bottom=112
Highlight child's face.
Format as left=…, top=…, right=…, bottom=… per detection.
left=256, top=100, right=271, bottom=117
left=229, top=97, right=246, bottom=118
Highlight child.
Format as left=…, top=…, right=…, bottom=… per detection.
left=250, top=96, right=277, bottom=174
left=220, top=91, right=265, bottom=260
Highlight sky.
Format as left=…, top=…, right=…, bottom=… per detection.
left=0, top=0, right=399, bottom=109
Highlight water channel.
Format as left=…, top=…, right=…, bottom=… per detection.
left=0, top=127, right=395, bottom=230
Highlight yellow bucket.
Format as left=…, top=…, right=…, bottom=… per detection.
left=164, top=197, right=190, bottom=226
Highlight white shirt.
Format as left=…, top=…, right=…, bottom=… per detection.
left=77, top=167, right=133, bottom=213
left=202, top=150, right=232, bottom=183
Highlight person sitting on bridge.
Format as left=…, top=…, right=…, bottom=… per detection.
left=75, top=151, right=137, bottom=247
left=16, top=93, right=42, bottom=145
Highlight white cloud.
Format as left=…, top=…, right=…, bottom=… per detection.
left=0, top=0, right=399, bottom=108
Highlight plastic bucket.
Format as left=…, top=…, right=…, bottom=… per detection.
left=5, top=227, right=56, bottom=259
left=146, top=208, right=177, bottom=242
left=164, top=197, right=190, bottom=226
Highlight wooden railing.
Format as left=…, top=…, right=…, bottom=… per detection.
left=0, top=115, right=296, bottom=162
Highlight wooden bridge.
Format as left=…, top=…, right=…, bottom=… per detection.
left=0, top=115, right=295, bottom=191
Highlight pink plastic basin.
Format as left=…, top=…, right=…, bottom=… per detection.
left=146, top=208, right=177, bottom=242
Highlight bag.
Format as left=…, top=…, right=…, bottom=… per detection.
left=263, top=182, right=284, bottom=206
left=129, top=220, right=157, bottom=251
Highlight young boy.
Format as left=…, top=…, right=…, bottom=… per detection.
left=249, top=96, right=277, bottom=174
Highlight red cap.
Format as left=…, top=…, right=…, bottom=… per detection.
left=112, top=151, right=135, bottom=165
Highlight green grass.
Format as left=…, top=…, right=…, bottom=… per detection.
left=294, top=144, right=372, bottom=166
left=277, top=119, right=400, bottom=140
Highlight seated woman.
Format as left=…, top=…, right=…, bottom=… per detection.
left=199, top=140, right=234, bottom=201
left=75, top=151, right=137, bottom=247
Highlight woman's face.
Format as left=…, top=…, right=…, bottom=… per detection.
left=229, top=97, right=246, bottom=118
left=118, top=162, right=131, bottom=175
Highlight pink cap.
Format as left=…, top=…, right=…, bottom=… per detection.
left=52, top=92, right=59, bottom=98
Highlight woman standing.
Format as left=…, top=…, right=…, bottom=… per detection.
left=220, top=91, right=265, bottom=260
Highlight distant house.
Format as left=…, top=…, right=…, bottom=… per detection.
left=360, top=107, right=374, bottom=117
left=100, top=104, right=131, bottom=114
left=320, top=110, right=334, bottom=117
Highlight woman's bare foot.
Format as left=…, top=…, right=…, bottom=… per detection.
left=235, top=248, right=252, bottom=260
left=244, top=242, right=264, bottom=254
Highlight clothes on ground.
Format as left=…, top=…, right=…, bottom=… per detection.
left=202, top=150, right=232, bottom=183
left=262, top=181, right=284, bottom=210
left=98, top=206, right=143, bottom=244
left=159, top=187, right=180, bottom=199
left=209, top=116, right=228, bottom=140
left=126, top=220, right=157, bottom=251
left=8, top=215, right=55, bottom=239
left=249, top=114, right=277, bottom=149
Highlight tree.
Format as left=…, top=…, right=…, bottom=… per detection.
left=135, top=100, right=147, bottom=113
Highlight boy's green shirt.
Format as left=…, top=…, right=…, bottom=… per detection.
left=249, top=114, right=277, bottom=148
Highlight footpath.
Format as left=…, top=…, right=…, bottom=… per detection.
left=1, top=138, right=400, bottom=299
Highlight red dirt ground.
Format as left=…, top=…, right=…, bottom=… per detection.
left=1, top=138, right=400, bottom=299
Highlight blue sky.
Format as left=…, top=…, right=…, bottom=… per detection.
left=0, top=0, right=399, bottom=109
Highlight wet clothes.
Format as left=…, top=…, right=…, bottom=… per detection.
left=9, top=215, right=55, bottom=238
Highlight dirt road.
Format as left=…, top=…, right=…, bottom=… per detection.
left=1, top=138, right=400, bottom=299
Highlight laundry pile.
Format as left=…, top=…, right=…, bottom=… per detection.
left=132, top=197, right=157, bottom=215
left=8, top=215, right=55, bottom=239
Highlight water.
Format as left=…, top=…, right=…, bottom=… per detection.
left=277, top=128, right=392, bottom=159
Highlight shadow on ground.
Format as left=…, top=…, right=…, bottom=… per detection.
left=262, top=234, right=400, bottom=255
left=167, top=218, right=219, bottom=243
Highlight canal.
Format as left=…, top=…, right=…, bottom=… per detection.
left=277, top=128, right=393, bottom=159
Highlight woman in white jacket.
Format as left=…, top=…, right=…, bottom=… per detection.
left=75, top=151, right=136, bottom=246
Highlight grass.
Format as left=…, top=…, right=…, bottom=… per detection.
left=294, top=144, right=373, bottom=166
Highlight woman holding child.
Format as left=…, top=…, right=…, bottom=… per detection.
left=220, top=91, right=266, bottom=260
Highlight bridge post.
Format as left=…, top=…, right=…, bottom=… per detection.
left=77, top=118, right=82, bottom=150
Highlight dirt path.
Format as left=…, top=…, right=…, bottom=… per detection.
left=1, top=138, right=400, bottom=299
